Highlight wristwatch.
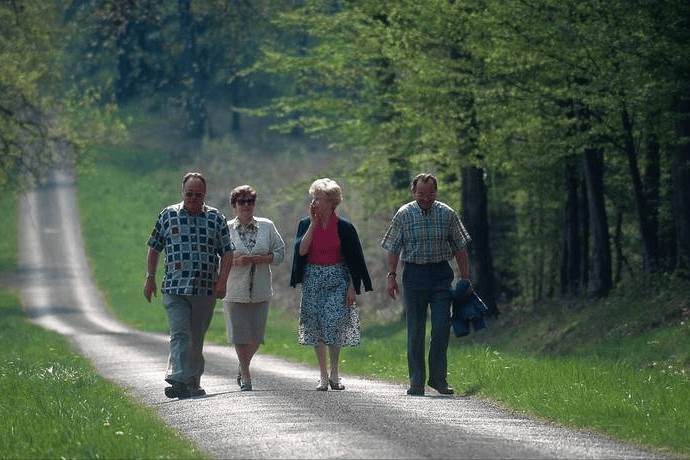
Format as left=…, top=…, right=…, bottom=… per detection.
left=387, top=272, right=396, bottom=278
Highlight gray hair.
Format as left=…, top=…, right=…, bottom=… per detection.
left=309, top=178, right=342, bottom=207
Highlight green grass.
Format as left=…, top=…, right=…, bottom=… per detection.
left=77, top=144, right=181, bottom=332
left=0, top=291, right=207, bottom=459
left=0, top=193, right=16, bottom=273
left=77, top=142, right=689, bottom=457
left=0, top=194, right=206, bottom=459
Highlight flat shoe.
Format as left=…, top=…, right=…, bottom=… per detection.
left=406, top=386, right=424, bottom=396
left=240, top=381, right=252, bottom=391
left=164, top=382, right=191, bottom=399
left=316, top=378, right=328, bottom=391
left=189, top=387, right=206, bottom=397
left=428, top=382, right=454, bottom=395
left=328, top=378, right=345, bottom=390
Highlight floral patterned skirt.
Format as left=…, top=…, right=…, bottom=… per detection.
left=298, top=263, right=360, bottom=347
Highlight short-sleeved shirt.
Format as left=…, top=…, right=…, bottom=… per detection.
left=381, top=200, right=471, bottom=264
left=147, top=202, right=234, bottom=295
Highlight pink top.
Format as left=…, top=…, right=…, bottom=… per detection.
left=307, top=212, right=343, bottom=265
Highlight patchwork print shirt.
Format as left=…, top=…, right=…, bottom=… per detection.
left=147, top=202, right=234, bottom=295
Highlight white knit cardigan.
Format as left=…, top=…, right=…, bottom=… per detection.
left=224, top=217, right=285, bottom=303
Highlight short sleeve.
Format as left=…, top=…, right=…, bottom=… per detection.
left=146, top=212, right=166, bottom=252
left=448, top=212, right=471, bottom=252
left=381, top=210, right=404, bottom=255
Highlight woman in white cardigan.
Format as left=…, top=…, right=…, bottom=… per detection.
left=224, top=185, right=285, bottom=391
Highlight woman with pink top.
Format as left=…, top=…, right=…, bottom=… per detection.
left=289, top=178, right=373, bottom=391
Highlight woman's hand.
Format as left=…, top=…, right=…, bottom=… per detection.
left=346, top=284, right=356, bottom=307
left=233, top=254, right=252, bottom=266
left=309, top=201, right=318, bottom=224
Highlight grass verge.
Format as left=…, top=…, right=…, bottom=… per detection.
left=0, top=291, right=207, bottom=459
left=77, top=143, right=689, bottom=457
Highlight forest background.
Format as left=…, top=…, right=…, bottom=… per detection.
left=4, top=0, right=690, bottom=313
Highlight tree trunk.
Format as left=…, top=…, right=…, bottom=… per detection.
left=644, top=122, right=661, bottom=269
left=580, top=177, right=589, bottom=289
left=621, top=107, right=658, bottom=271
left=672, top=90, right=690, bottom=271
left=564, top=157, right=581, bottom=296
left=114, top=0, right=137, bottom=104
left=178, top=0, right=206, bottom=139
left=614, top=210, right=624, bottom=283
left=582, top=147, right=612, bottom=297
left=461, top=165, right=498, bottom=316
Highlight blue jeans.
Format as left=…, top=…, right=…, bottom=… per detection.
left=162, top=294, right=216, bottom=386
left=402, top=262, right=453, bottom=389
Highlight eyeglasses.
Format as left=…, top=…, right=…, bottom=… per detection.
left=184, top=191, right=205, bottom=199
left=237, top=198, right=256, bottom=205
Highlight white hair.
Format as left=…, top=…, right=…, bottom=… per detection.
left=309, top=178, right=342, bottom=207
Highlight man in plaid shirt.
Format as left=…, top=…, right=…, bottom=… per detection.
left=381, top=173, right=471, bottom=396
left=144, top=172, right=234, bottom=399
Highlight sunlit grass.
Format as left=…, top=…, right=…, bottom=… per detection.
left=0, top=291, right=207, bottom=459
left=77, top=143, right=689, bottom=457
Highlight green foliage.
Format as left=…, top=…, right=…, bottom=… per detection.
left=256, top=0, right=690, bottom=301
left=0, top=1, right=125, bottom=190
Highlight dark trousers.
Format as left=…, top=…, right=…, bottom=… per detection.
left=402, top=261, right=453, bottom=389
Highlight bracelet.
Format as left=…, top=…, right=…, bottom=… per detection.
left=146, top=272, right=156, bottom=278
left=387, top=272, right=396, bottom=278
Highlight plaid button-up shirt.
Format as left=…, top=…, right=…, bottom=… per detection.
left=147, top=202, right=234, bottom=295
left=381, top=201, right=471, bottom=264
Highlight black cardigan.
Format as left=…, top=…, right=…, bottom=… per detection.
left=289, top=216, right=373, bottom=294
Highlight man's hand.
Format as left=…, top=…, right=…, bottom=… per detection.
left=214, top=280, right=227, bottom=299
left=387, top=276, right=399, bottom=300
left=143, top=277, right=157, bottom=302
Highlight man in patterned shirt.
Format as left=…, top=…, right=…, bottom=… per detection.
left=381, top=173, right=471, bottom=396
left=144, top=172, right=234, bottom=399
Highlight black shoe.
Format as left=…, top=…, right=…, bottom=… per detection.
left=328, top=378, right=345, bottom=390
left=189, top=386, right=206, bottom=397
left=428, top=381, right=454, bottom=395
left=240, top=381, right=252, bottom=391
left=164, top=382, right=191, bottom=399
left=406, top=386, right=424, bottom=396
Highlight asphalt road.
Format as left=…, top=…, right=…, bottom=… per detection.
left=17, top=171, right=663, bottom=459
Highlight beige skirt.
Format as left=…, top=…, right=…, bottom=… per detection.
left=223, top=301, right=269, bottom=344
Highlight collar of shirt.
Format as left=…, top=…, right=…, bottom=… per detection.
left=231, top=216, right=258, bottom=230
left=413, top=201, right=437, bottom=216
left=174, top=201, right=208, bottom=217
